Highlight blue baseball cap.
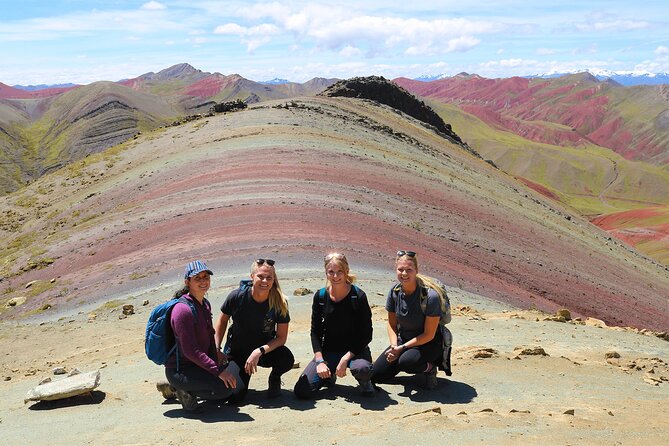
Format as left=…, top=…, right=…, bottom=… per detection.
left=184, top=260, right=214, bottom=279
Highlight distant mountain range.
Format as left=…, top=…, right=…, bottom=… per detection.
left=415, top=70, right=669, bottom=86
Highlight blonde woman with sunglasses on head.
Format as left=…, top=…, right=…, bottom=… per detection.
left=214, top=259, right=294, bottom=401
left=372, top=250, right=446, bottom=390
left=294, top=252, right=375, bottom=398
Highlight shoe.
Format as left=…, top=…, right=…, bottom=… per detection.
left=156, top=380, right=177, bottom=400
left=423, top=364, right=438, bottom=390
left=267, top=375, right=282, bottom=398
left=175, top=388, right=199, bottom=412
left=359, top=380, right=375, bottom=396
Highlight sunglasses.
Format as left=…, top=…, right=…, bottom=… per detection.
left=324, top=253, right=346, bottom=262
left=255, top=258, right=275, bottom=266
left=396, top=250, right=416, bottom=258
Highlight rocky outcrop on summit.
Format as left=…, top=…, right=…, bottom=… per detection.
left=321, top=76, right=464, bottom=145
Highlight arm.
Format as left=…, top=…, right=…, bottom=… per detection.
left=214, top=312, right=230, bottom=350
left=245, top=322, right=289, bottom=375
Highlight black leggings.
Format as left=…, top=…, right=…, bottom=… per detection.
left=293, top=347, right=373, bottom=399
left=230, top=345, right=295, bottom=399
left=165, top=362, right=243, bottom=400
left=371, top=339, right=442, bottom=383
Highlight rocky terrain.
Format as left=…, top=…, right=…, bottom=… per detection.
left=0, top=85, right=667, bottom=444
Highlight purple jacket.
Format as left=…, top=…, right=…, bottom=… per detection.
left=168, top=294, right=220, bottom=376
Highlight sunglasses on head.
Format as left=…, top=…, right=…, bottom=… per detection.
left=255, top=258, right=275, bottom=266
left=324, top=253, right=345, bottom=262
left=396, top=250, right=416, bottom=258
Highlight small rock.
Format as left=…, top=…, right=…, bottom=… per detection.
left=142, top=299, right=149, bottom=306
left=6, top=296, right=27, bottom=307
left=39, top=377, right=52, bottom=385
left=4, top=376, right=11, bottom=381
left=68, top=368, right=81, bottom=377
left=118, top=313, right=127, bottom=320
left=50, top=278, right=56, bottom=283
left=510, top=409, right=531, bottom=414
left=457, top=411, right=467, bottom=415
left=293, top=287, right=312, bottom=296
left=122, top=304, right=134, bottom=315
left=513, top=346, right=549, bottom=356
left=25, top=280, right=37, bottom=289
left=53, top=367, right=67, bottom=375
left=605, top=351, right=621, bottom=359
left=88, top=313, right=97, bottom=321
left=472, top=348, right=498, bottom=359
left=478, top=408, right=494, bottom=413
left=556, top=309, right=571, bottom=320
left=608, top=411, right=614, bottom=416
left=585, top=317, right=607, bottom=328
left=39, top=303, right=52, bottom=311
left=563, top=409, right=575, bottom=415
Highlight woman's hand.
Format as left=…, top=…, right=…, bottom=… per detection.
left=218, top=369, right=237, bottom=388
left=385, top=345, right=404, bottom=363
left=245, top=348, right=262, bottom=375
left=335, top=357, right=348, bottom=378
left=316, top=361, right=331, bottom=379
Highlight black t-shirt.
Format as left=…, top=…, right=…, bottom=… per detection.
left=386, top=284, right=441, bottom=343
left=220, top=286, right=290, bottom=357
left=310, top=286, right=373, bottom=356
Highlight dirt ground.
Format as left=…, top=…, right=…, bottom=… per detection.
left=1, top=274, right=667, bottom=446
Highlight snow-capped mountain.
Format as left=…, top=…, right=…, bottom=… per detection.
left=529, top=69, right=669, bottom=86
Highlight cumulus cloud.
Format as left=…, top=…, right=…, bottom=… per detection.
left=141, top=1, right=166, bottom=10
left=655, top=45, right=669, bottom=55
left=214, top=5, right=499, bottom=55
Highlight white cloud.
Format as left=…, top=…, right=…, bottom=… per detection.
left=214, top=23, right=247, bottom=35
left=141, top=1, right=167, bottom=11
left=655, top=46, right=669, bottom=55
left=536, top=48, right=558, bottom=55
left=340, top=45, right=363, bottom=58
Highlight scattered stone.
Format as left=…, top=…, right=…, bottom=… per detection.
left=400, top=406, right=442, bottom=418
left=605, top=351, right=621, bottom=359
left=556, top=309, right=572, bottom=320
left=4, top=376, right=11, bottom=381
left=514, top=346, right=549, bottom=356
left=585, top=317, right=607, bottom=328
left=472, top=348, right=498, bottom=359
left=478, top=408, right=494, bottom=413
left=68, top=368, right=81, bottom=377
left=88, top=313, right=97, bottom=321
left=25, top=280, right=37, bottom=289
left=39, top=377, right=52, bottom=385
left=122, top=304, right=134, bottom=315
left=50, top=278, right=56, bottom=283
left=156, top=380, right=177, bottom=400
left=510, top=409, right=531, bottom=414
left=457, top=411, right=467, bottom=415
left=6, top=296, right=27, bottom=307
left=24, top=370, right=101, bottom=404
left=39, top=303, right=52, bottom=311
left=655, top=332, right=669, bottom=341
left=293, top=287, right=312, bottom=296
left=142, top=299, right=149, bottom=306
left=608, top=411, right=614, bottom=416
left=563, top=409, right=575, bottom=415
left=118, top=313, right=127, bottom=320
left=53, top=367, right=67, bottom=375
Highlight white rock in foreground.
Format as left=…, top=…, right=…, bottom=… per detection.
left=24, top=370, right=100, bottom=404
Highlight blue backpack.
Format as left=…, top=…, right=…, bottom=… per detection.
left=145, top=296, right=197, bottom=370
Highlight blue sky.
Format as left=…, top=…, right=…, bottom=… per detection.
left=1, top=0, right=668, bottom=85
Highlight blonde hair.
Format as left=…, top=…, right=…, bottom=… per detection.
left=395, top=252, right=446, bottom=301
left=251, top=262, right=289, bottom=317
left=324, top=252, right=357, bottom=286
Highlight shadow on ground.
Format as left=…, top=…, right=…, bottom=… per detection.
left=28, top=391, right=106, bottom=410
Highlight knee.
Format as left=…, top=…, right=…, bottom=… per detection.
left=350, top=361, right=373, bottom=382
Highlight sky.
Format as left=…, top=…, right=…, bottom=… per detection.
left=1, top=0, right=668, bottom=85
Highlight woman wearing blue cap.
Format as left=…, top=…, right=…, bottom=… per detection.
left=214, top=259, right=294, bottom=401
left=165, top=260, right=244, bottom=412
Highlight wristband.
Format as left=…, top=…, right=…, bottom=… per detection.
left=259, top=346, right=266, bottom=355
left=315, top=359, right=326, bottom=364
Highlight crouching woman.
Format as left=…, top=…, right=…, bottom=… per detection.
left=294, top=252, right=374, bottom=398
left=165, top=260, right=244, bottom=412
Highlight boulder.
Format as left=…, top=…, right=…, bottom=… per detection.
left=24, top=370, right=100, bottom=404
left=293, top=287, right=312, bottom=296
left=6, top=296, right=27, bottom=307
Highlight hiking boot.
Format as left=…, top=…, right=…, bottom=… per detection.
left=175, top=388, right=199, bottom=412
left=267, top=375, right=282, bottom=398
left=156, top=380, right=177, bottom=400
left=422, top=364, right=438, bottom=390
left=359, top=380, right=375, bottom=396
